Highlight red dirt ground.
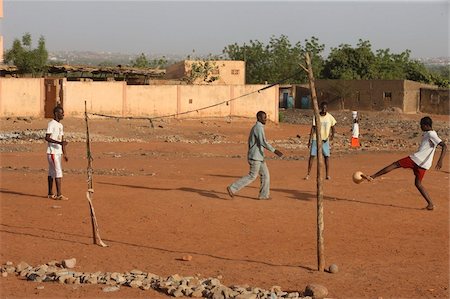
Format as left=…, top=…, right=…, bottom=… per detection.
left=0, top=116, right=449, bottom=298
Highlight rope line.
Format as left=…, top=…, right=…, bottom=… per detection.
left=87, top=70, right=303, bottom=122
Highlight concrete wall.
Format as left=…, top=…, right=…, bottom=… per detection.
left=64, top=81, right=125, bottom=117
left=0, top=78, right=43, bottom=117
left=0, top=78, right=279, bottom=122
left=295, top=79, right=440, bottom=113
left=420, top=88, right=450, bottom=115
left=126, top=85, right=178, bottom=117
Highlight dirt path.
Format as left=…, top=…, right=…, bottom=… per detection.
left=1, top=113, right=449, bottom=298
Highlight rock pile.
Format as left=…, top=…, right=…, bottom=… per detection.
left=1, top=260, right=330, bottom=299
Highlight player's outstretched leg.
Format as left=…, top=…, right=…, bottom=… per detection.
left=368, top=162, right=400, bottom=180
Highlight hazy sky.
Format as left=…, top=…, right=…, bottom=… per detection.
left=1, top=0, right=448, bottom=59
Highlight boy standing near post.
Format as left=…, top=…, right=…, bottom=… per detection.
left=368, top=116, right=446, bottom=210
left=45, top=106, right=69, bottom=200
left=304, top=101, right=337, bottom=180
left=227, top=111, right=283, bottom=200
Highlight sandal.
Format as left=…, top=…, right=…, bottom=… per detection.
left=54, top=195, right=69, bottom=201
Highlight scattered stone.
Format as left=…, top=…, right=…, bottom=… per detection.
left=62, top=258, right=76, bottom=269
left=103, top=286, right=120, bottom=292
left=1, top=260, right=314, bottom=298
left=16, top=261, right=30, bottom=272
left=36, top=285, right=45, bottom=290
left=328, top=264, right=339, bottom=274
left=304, top=284, right=328, bottom=299
left=182, top=255, right=193, bottom=261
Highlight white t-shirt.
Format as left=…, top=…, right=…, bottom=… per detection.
left=352, top=122, right=359, bottom=138
left=46, top=119, right=64, bottom=154
left=410, top=130, right=442, bottom=170
left=312, top=113, right=337, bottom=141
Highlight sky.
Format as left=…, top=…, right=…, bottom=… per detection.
left=1, top=0, right=449, bottom=59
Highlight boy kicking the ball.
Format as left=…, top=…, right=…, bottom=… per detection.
left=367, top=117, right=446, bottom=210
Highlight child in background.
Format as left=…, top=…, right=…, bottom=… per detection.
left=351, top=111, right=360, bottom=148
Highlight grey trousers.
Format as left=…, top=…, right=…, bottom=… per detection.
left=229, top=159, right=270, bottom=199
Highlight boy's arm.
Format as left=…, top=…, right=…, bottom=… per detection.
left=330, top=125, right=336, bottom=141
left=435, top=141, right=447, bottom=170
left=62, top=136, right=69, bottom=162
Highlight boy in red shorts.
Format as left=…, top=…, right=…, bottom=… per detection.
left=367, top=117, right=446, bottom=210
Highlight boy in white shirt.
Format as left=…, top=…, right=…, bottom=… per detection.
left=305, top=101, right=337, bottom=180
left=45, top=106, right=69, bottom=200
left=368, top=117, right=446, bottom=210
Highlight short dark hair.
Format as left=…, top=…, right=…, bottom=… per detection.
left=420, top=116, right=432, bottom=127
left=256, top=111, right=266, bottom=119
left=320, top=101, right=328, bottom=108
left=53, top=106, right=63, bottom=115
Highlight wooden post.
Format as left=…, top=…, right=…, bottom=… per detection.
left=84, top=101, right=108, bottom=247
left=304, top=52, right=325, bottom=271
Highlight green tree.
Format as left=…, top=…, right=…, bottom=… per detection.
left=131, top=53, right=150, bottom=68
left=131, top=53, right=167, bottom=69
left=4, top=33, right=48, bottom=75
left=223, top=35, right=325, bottom=84
left=322, top=39, right=376, bottom=79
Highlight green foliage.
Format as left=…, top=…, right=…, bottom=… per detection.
left=223, top=35, right=325, bottom=84
left=185, top=61, right=220, bottom=84
left=322, top=40, right=377, bottom=79
left=321, top=40, right=445, bottom=86
left=4, top=33, right=48, bottom=75
left=131, top=53, right=168, bottom=69
left=427, top=65, right=450, bottom=88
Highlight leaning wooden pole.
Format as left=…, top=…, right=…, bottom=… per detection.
left=305, top=52, right=325, bottom=271
left=84, top=101, right=108, bottom=247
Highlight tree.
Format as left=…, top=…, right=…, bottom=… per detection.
left=322, top=41, right=442, bottom=86
left=4, top=33, right=48, bottom=75
left=223, top=35, right=325, bottom=84
left=184, top=60, right=220, bottom=84
left=131, top=53, right=167, bottom=69
left=322, top=39, right=377, bottom=79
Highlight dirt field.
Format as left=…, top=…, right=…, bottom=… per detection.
left=1, top=111, right=449, bottom=298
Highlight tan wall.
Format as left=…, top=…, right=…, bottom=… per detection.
left=0, top=78, right=43, bottom=117
left=178, top=85, right=230, bottom=117
left=231, top=85, right=279, bottom=122
left=126, top=85, right=178, bottom=117
left=420, top=88, right=450, bottom=115
left=0, top=78, right=279, bottom=122
left=296, top=80, right=438, bottom=113
left=64, top=81, right=124, bottom=117
left=207, top=60, right=245, bottom=85
left=403, top=80, right=438, bottom=113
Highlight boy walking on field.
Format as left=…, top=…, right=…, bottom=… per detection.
left=227, top=111, right=283, bottom=200
left=368, top=116, right=446, bottom=210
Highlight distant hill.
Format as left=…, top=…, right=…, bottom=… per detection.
left=48, top=50, right=449, bottom=68
left=48, top=51, right=185, bottom=66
